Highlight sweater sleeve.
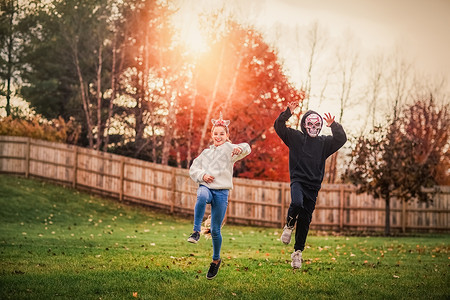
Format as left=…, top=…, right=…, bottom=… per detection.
left=274, top=107, right=296, bottom=147
left=189, top=152, right=206, bottom=183
left=324, top=121, right=347, bottom=157
left=231, top=142, right=251, bottom=163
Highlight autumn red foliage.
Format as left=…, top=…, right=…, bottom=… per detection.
left=401, top=97, right=450, bottom=185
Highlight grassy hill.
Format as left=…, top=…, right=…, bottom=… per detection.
left=0, top=174, right=449, bottom=299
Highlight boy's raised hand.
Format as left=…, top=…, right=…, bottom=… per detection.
left=287, top=101, right=299, bottom=113
left=324, top=113, right=335, bottom=127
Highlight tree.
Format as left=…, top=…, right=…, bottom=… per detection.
left=344, top=123, right=411, bottom=235
left=20, top=0, right=118, bottom=150
left=0, top=0, right=30, bottom=117
left=112, top=0, right=181, bottom=161
left=344, top=97, right=449, bottom=234
left=401, top=96, right=450, bottom=186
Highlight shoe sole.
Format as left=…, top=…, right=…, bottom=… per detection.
left=187, top=238, right=198, bottom=244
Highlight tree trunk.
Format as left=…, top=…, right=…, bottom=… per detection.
left=95, top=42, right=103, bottom=150
left=326, top=152, right=338, bottom=183
left=5, top=0, right=15, bottom=117
left=173, top=127, right=181, bottom=168
left=161, top=91, right=176, bottom=165
left=73, top=46, right=94, bottom=148
left=151, top=124, right=157, bottom=162
left=103, top=31, right=118, bottom=152
left=134, top=95, right=145, bottom=155
left=135, top=23, right=150, bottom=156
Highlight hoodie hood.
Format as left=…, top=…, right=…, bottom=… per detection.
left=300, top=110, right=323, bottom=135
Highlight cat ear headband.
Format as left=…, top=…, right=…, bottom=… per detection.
left=211, top=112, right=230, bottom=127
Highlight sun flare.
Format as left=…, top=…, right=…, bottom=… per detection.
left=180, top=19, right=209, bottom=54
left=171, top=5, right=209, bottom=56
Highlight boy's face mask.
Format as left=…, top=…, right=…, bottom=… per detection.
left=304, top=113, right=322, bottom=137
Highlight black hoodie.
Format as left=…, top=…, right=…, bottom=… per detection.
left=274, top=108, right=347, bottom=191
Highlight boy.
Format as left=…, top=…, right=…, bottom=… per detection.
left=274, top=102, right=346, bottom=269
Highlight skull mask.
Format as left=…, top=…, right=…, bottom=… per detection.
left=304, top=113, right=322, bottom=137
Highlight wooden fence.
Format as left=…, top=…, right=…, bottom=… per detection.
left=0, top=135, right=449, bottom=233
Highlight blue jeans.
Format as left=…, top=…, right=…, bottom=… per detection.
left=193, top=185, right=229, bottom=260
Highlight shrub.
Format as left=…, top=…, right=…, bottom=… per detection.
left=0, top=116, right=80, bottom=144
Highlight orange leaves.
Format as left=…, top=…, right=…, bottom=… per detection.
left=0, top=116, right=80, bottom=144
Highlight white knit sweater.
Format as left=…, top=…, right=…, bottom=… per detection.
left=189, top=141, right=251, bottom=190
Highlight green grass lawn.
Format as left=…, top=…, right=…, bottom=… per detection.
left=0, top=174, right=449, bottom=299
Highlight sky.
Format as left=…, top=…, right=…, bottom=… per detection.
left=174, top=0, right=450, bottom=76
left=263, top=0, right=450, bottom=76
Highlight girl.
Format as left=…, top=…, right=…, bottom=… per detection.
left=188, top=112, right=251, bottom=280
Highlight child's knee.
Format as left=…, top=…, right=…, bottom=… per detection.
left=298, top=210, right=312, bottom=223
left=211, top=227, right=221, bottom=238
left=197, top=188, right=211, bottom=203
left=291, top=201, right=304, bottom=210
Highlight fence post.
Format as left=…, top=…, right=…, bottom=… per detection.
left=339, top=185, right=345, bottom=231
left=401, top=199, right=406, bottom=233
left=25, top=138, right=30, bottom=178
left=119, top=157, right=125, bottom=201
left=72, top=146, right=78, bottom=188
left=170, top=168, right=176, bottom=213
left=280, top=183, right=286, bottom=228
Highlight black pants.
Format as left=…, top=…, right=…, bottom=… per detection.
left=286, top=182, right=318, bottom=251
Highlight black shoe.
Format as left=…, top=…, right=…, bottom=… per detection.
left=187, top=231, right=200, bottom=243
left=206, top=259, right=221, bottom=280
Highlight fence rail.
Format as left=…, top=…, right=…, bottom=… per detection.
left=0, top=136, right=449, bottom=233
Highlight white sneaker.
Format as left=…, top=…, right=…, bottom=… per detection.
left=291, top=250, right=302, bottom=269
left=281, top=225, right=294, bottom=244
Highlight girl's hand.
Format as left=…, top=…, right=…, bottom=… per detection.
left=287, top=101, right=299, bottom=113
left=324, top=113, right=335, bottom=127
left=203, top=174, right=215, bottom=183
left=231, top=147, right=242, bottom=157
